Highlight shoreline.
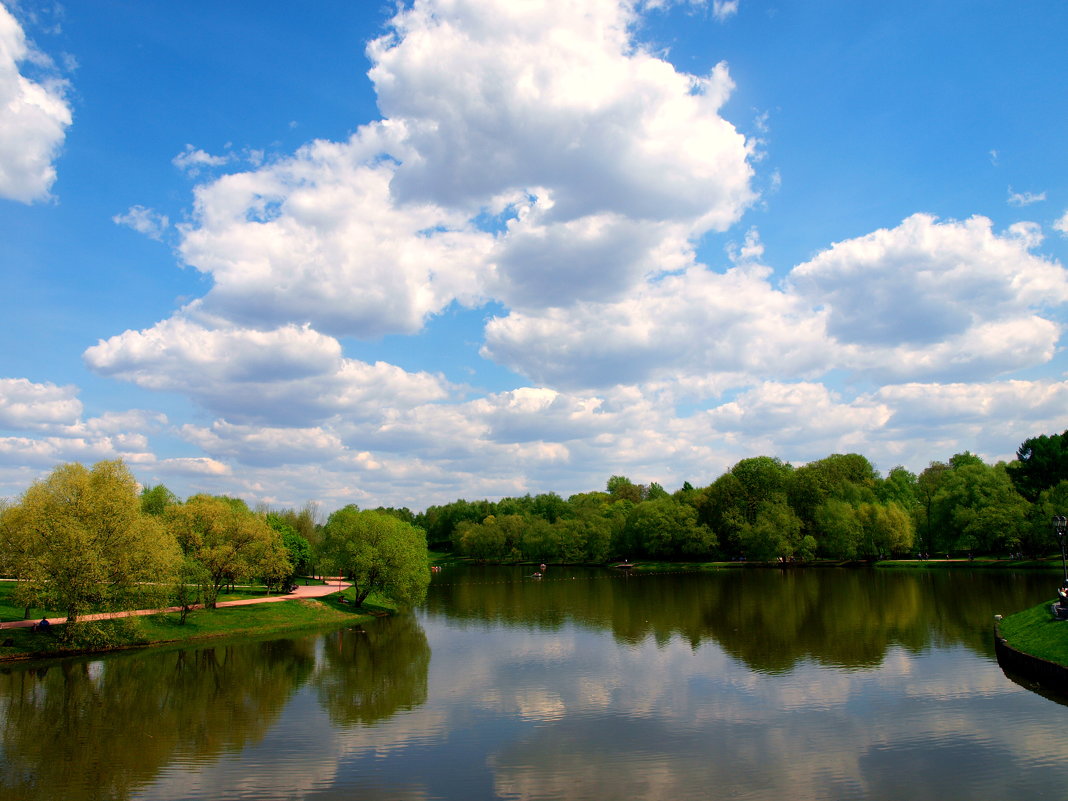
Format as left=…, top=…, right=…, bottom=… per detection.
left=0, top=582, right=389, bottom=664
left=995, top=605, right=1068, bottom=695
left=451, top=556, right=1064, bottom=572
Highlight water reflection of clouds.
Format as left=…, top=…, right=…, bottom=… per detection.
left=127, top=609, right=1068, bottom=800
left=415, top=618, right=1068, bottom=800
left=134, top=631, right=443, bottom=801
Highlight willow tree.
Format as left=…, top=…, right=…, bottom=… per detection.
left=165, top=495, right=290, bottom=608
left=1, top=460, right=179, bottom=630
left=320, top=507, right=430, bottom=607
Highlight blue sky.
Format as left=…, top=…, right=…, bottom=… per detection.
left=1, top=0, right=1066, bottom=512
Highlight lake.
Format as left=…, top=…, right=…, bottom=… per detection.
left=1, top=566, right=1066, bottom=800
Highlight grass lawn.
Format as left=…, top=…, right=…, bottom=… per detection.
left=878, top=556, right=1063, bottom=570
left=0, top=578, right=392, bottom=662
left=998, top=600, right=1068, bottom=667
left=0, top=577, right=333, bottom=621
left=0, top=579, right=63, bottom=623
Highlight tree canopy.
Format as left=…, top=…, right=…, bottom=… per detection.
left=0, top=460, right=179, bottom=630
left=320, top=506, right=430, bottom=607
left=1007, top=430, right=1068, bottom=502
left=165, top=494, right=290, bottom=607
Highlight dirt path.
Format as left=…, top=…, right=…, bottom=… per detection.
left=0, top=579, right=351, bottom=630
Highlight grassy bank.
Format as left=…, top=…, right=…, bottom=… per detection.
left=435, top=554, right=1066, bottom=572
left=877, top=556, right=1063, bottom=571
left=0, top=579, right=319, bottom=624
left=998, top=600, right=1068, bottom=667
left=0, top=580, right=390, bottom=663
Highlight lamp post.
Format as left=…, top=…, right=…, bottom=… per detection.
left=1054, top=515, right=1068, bottom=583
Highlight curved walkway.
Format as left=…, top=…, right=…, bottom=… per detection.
left=0, top=579, right=351, bottom=630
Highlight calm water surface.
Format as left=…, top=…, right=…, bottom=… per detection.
left=2, top=567, right=1066, bottom=800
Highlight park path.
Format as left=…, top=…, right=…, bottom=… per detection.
left=0, top=579, right=351, bottom=630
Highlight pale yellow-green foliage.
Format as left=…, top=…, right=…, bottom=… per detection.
left=2, top=460, right=180, bottom=623
left=164, top=494, right=290, bottom=607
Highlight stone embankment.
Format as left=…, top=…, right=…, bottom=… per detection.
left=994, top=612, right=1068, bottom=692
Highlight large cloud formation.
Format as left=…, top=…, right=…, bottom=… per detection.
left=47, top=0, right=1068, bottom=508
left=485, top=214, right=1067, bottom=391
left=155, top=0, right=757, bottom=341
left=0, top=4, right=71, bottom=203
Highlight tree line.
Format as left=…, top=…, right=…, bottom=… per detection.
left=414, top=431, right=1068, bottom=565
left=0, top=461, right=429, bottom=637
left=1, top=430, right=1065, bottom=633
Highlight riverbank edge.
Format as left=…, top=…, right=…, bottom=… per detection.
left=994, top=603, right=1068, bottom=691
left=0, top=596, right=380, bottom=664
left=451, top=556, right=1063, bottom=572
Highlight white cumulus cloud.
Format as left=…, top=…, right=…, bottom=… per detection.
left=0, top=3, right=71, bottom=202
left=0, top=377, right=82, bottom=430
left=84, top=317, right=449, bottom=425
left=157, top=0, right=756, bottom=340
left=483, top=262, right=829, bottom=391
left=788, top=213, right=1067, bottom=357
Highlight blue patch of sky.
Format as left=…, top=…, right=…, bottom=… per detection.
left=638, top=0, right=1068, bottom=280
left=471, top=204, right=522, bottom=236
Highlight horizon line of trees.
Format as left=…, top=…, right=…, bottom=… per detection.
left=413, top=431, right=1068, bottom=565
left=1, top=431, right=1065, bottom=636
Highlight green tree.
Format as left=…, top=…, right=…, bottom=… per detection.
left=271, top=503, right=322, bottom=574
left=606, top=475, right=643, bottom=504
left=267, top=513, right=311, bottom=582
left=914, top=461, right=950, bottom=554
left=531, top=492, right=570, bottom=523
left=700, top=457, right=793, bottom=558
left=165, top=495, right=290, bottom=608
left=140, top=483, right=178, bottom=516
left=1007, top=430, right=1068, bottom=502
left=789, top=453, right=877, bottom=540
left=456, top=515, right=507, bottom=561
left=372, top=505, right=417, bottom=525
left=417, top=498, right=496, bottom=550
left=622, top=498, right=716, bottom=559
left=730, top=456, right=795, bottom=523
left=814, top=498, right=863, bottom=559
left=644, top=482, right=670, bottom=501
left=320, top=506, right=430, bottom=607
left=738, top=499, right=803, bottom=562
left=1, top=460, right=179, bottom=631
left=929, top=458, right=1029, bottom=554
left=856, top=501, right=914, bottom=558
left=552, top=515, right=613, bottom=563
left=518, top=515, right=557, bottom=562
left=172, top=555, right=209, bottom=624
left=1028, top=480, right=1068, bottom=555
left=877, top=466, right=918, bottom=509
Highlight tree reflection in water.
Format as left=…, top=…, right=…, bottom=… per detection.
left=425, top=565, right=1050, bottom=672
left=314, top=615, right=430, bottom=727
left=0, top=570, right=1059, bottom=801
left=0, top=616, right=432, bottom=801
